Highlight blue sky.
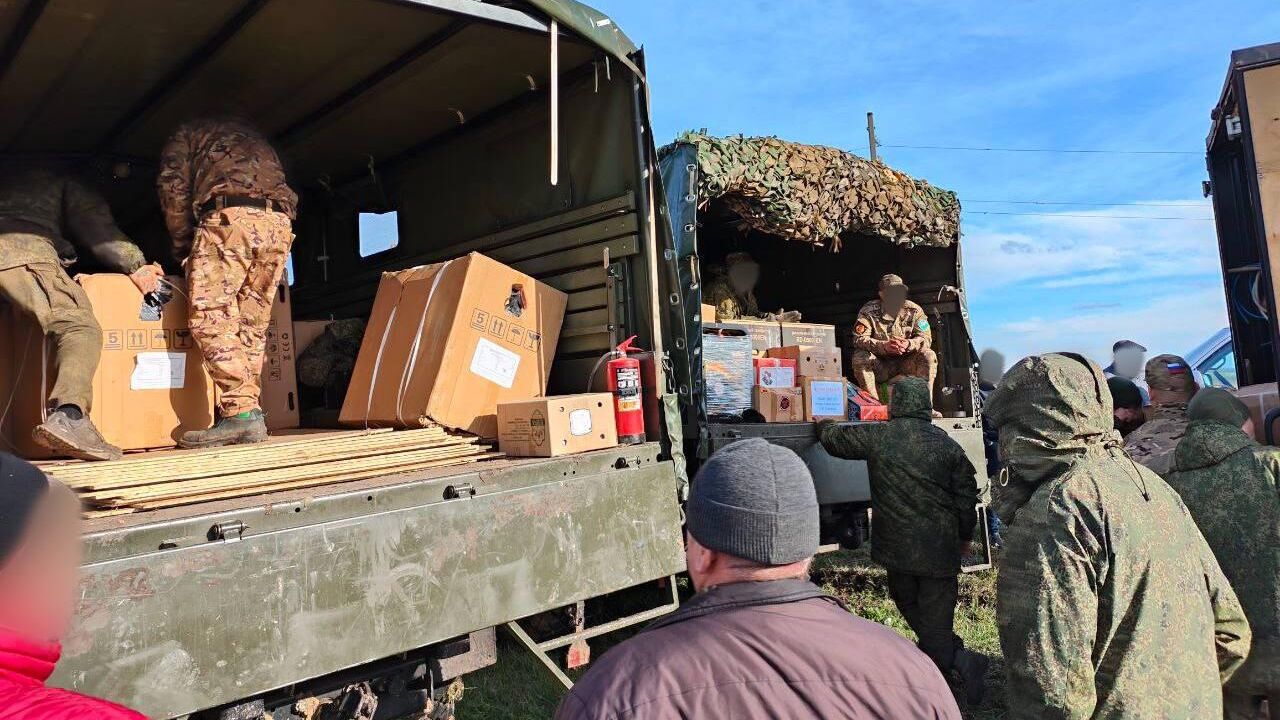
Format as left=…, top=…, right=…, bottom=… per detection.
left=599, top=0, right=1280, bottom=365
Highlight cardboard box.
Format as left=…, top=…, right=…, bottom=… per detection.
left=257, top=282, right=299, bottom=430
left=340, top=253, right=567, bottom=437
left=1233, top=382, right=1280, bottom=443
left=1, top=274, right=215, bottom=457
left=700, top=303, right=717, bottom=323
left=293, top=320, right=332, bottom=356
left=753, top=358, right=796, bottom=388
left=753, top=386, right=804, bottom=423
left=779, top=322, right=837, bottom=348
left=768, top=345, right=843, bottom=380
left=707, top=320, right=782, bottom=356
left=497, top=393, right=617, bottom=457
left=800, top=376, right=848, bottom=421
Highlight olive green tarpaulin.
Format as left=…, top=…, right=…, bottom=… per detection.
left=666, top=132, right=961, bottom=250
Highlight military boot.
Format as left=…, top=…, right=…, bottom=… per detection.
left=952, top=648, right=990, bottom=706
left=31, top=406, right=123, bottom=462
left=178, top=409, right=268, bottom=449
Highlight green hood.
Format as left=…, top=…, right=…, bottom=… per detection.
left=890, top=377, right=933, bottom=420
left=984, top=353, right=1120, bottom=522
left=1173, top=420, right=1255, bottom=472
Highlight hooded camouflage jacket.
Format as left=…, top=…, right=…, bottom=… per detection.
left=0, top=164, right=146, bottom=273
left=819, top=377, right=978, bottom=577
left=1167, top=420, right=1280, bottom=694
left=985, top=354, right=1250, bottom=720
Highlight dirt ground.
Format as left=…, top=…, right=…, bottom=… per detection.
left=456, top=549, right=1005, bottom=719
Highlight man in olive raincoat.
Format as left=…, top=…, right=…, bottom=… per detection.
left=985, top=353, right=1251, bottom=719
left=1167, top=387, right=1280, bottom=720
left=819, top=376, right=987, bottom=704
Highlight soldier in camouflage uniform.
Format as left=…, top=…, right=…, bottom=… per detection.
left=702, top=252, right=761, bottom=320
left=1167, top=388, right=1280, bottom=720
left=851, top=274, right=938, bottom=413
left=157, top=117, right=298, bottom=448
left=0, top=162, right=162, bottom=461
left=818, top=377, right=988, bottom=705
left=1123, top=353, right=1199, bottom=477
left=985, top=353, right=1251, bottom=719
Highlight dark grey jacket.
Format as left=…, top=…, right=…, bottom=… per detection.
left=555, top=579, right=961, bottom=720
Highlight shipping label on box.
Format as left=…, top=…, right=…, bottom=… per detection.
left=779, top=323, right=837, bottom=348
left=802, top=376, right=848, bottom=421
left=758, top=365, right=795, bottom=388
left=768, top=345, right=842, bottom=379
left=753, top=386, right=804, bottom=423
left=708, top=320, right=782, bottom=356
left=497, top=393, right=618, bottom=457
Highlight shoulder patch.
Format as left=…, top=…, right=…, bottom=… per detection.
left=855, top=320, right=870, bottom=336
left=917, top=317, right=930, bottom=332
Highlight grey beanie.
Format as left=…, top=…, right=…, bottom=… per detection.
left=687, top=438, right=819, bottom=565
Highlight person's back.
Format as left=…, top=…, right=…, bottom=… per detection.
left=558, top=579, right=959, bottom=720
left=986, top=354, right=1249, bottom=719
left=1123, top=354, right=1198, bottom=477
left=1166, top=388, right=1280, bottom=717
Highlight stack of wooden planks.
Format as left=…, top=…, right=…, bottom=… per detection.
left=41, top=428, right=499, bottom=517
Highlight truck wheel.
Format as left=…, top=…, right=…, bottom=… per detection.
left=837, top=508, right=870, bottom=550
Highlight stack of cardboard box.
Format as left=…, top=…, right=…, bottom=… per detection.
left=763, top=345, right=847, bottom=421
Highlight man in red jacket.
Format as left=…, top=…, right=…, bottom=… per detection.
left=556, top=438, right=962, bottom=720
left=0, top=452, right=146, bottom=719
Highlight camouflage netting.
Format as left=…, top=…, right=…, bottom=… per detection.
left=666, top=132, right=960, bottom=250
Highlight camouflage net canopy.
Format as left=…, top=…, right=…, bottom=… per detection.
left=669, top=132, right=960, bottom=250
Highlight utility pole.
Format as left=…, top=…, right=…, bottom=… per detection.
left=866, top=111, right=878, bottom=162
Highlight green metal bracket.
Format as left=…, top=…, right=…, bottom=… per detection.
left=505, top=621, right=574, bottom=690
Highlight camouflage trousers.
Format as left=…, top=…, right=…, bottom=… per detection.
left=851, top=347, right=937, bottom=402
left=187, top=207, right=292, bottom=416
left=0, top=241, right=100, bottom=412
left=886, top=571, right=962, bottom=672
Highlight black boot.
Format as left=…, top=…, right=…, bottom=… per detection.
left=178, top=409, right=268, bottom=449
left=31, top=405, right=123, bottom=462
left=952, top=648, right=990, bottom=706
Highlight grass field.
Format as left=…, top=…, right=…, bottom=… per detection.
left=456, top=550, right=1005, bottom=719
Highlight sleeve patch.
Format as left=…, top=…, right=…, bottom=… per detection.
left=917, top=318, right=930, bottom=332
left=855, top=320, right=870, bottom=336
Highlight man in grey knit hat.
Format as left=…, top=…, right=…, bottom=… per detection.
left=556, top=438, right=961, bottom=720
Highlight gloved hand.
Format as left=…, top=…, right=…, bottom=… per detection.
left=816, top=418, right=840, bottom=436
left=129, top=263, right=164, bottom=295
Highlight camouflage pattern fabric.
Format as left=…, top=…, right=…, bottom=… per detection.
left=1123, top=403, right=1189, bottom=477
left=0, top=251, right=100, bottom=412
left=886, top=571, right=963, bottom=673
left=664, top=132, right=960, bottom=249
left=819, top=377, right=978, bottom=577
left=158, top=117, right=298, bottom=263
left=188, top=207, right=293, bottom=416
left=702, top=267, right=759, bottom=320
left=297, top=318, right=366, bottom=405
left=1166, top=395, right=1280, bottom=708
left=984, top=353, right=1251, bottom=719
left=0, top=163, right=145, bottom=273
left=851, top=299, right=935, bottom=399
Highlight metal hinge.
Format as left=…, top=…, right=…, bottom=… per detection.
left=208, top=520, right=248, bottom=543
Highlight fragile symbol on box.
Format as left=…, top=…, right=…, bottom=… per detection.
left=525, top=331, right=540, bottom=350
left=173, top=329, right=194, bottom=350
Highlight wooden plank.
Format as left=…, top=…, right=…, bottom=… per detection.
left=512, top=236, right=638, bottom=278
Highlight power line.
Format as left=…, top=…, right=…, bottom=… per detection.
left=880, top=143, right=1200, bottom=156
left=965, top=199, right=1207, bottom=208
left=962, top=210, right=1213, bottom=221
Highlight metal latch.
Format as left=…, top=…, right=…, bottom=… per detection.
left=444, top=483, right=476, bottom=500
left=208, top=520, right=248, bottom=543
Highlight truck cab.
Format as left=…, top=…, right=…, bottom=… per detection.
left=0, top=1, right=689, bottom=717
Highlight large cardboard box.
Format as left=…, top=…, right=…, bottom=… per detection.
left=768, top=345, right=843, bottom=380
left=707, top=320, right=781, bottom=356
left=800, top=376, right=848, bottom=421
left=1, top=274, right=215, bottom=457
left=753, top=386, right=803, bottom=423
left=497, top=393, right=617, bottom=457
left=779, top=322, right=837, bottom=348
left=1233, top=382, right=1280, bottom=443
left=257, top=282, right=299, bottom=430
left=340, top=253, right=567, bottom=437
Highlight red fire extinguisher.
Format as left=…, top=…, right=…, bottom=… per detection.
left=606, top=336, right=646, bottom=445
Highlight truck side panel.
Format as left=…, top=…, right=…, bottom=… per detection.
left=54, top=457, right=685, bottom=718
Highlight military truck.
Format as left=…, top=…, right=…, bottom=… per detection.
left=1, top=1, right=690, bottom=717
left=659, top=133, right=987, bottom=546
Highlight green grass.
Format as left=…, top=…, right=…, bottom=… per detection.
left=457, top=550, right=1005, bottom=719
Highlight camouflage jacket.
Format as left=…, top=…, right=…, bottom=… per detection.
left=703, top=270, right=759, bottom=320
left=157, top=117, right=298, bottom=262
left=852, top=299, right=931, bottom=355
left=986, top=354, right=1250, bottom=719
left=819, top=377, right=978, bottom=577
left=1122, top=403, right=1189, bottom=477
left=1168, top=420, right=1280, bottom=694
left=0, top=164, right=145, bottom=273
